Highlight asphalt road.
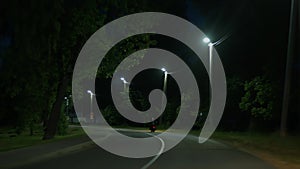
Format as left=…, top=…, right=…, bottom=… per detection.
left=12, top=130, right=276, bottom=169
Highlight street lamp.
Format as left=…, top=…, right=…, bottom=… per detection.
left=159, top=68, right=168, bottom=125
left=203, top=37, right=216, bottom=105
left=64, top=95, right=72, bottom=123
left=203, top=34, right=231, bottom=77
left=202, top=37, right=211, bottom=44
left=87, top=90, right=95, bottom=123
left=120, top=77, right=129, bottom=92
left=203, top=37, right=214, bottom=78
left=161, top=68, right=168, bottom=93
left=64, top=96, right=69, bottom=116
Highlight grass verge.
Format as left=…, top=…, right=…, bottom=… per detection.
left=211, top=131, right=300, bottom=169
left=0, top=126, right=85, bottom=152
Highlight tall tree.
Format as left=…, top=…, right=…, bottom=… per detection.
left=44, top=0, right=156, bottom=139
left=0, top=0, right=63, bottom=134
left=239, top=76, right=276, bottom=130
left=43, top=0, right=105, bottom=139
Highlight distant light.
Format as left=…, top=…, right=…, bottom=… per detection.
left=161, top=68, right=166, bottom=72
left=203, top=37, right=211, bottom=44
left=64, top=97, right=67, bottom=99
left=87, top=90, right=92, bottom=94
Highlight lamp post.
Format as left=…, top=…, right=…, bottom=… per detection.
left=202, top=38, right=214, bottom=78
left=159, top=68, right=168, bottom=125
left=161, top=68, right=168, bottom=93
left=120, top=77, right=129, bottom=92
left=87, top=90, right=95, bottom=123
left=203, top=37, right=215, bottom=103
left=64, top=95, right=72, bottom=122
left=64, top=96, right=69, bottom=116
left=280, top=0, right=297, bottom=137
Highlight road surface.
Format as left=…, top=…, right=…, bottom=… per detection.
left=1, top=129, right=276, bottom=169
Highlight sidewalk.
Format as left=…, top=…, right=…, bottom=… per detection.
left=0, top=135, right=94, bottom=169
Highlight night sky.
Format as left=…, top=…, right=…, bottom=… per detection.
left=0, top=0, right=294, bottom=79
left=186, top=0, right=291, bottom=80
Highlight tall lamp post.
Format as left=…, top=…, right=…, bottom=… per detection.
left=202, top=37, right=214, bottom=78
left=203, top=37, right=215, bottom=103
left=203, top=34, right=230, bottom=77
left=87, top=90, right=95, bottom=124
left=159, top=68, right=168, bottom=125
left=120, top=77, right=129, bottom=92
left=280, top=0, right=297, bottom=137
left=64, top=95, right=72, bottom=122
left=64, top=96, right=69, bottom=116
left=161, top=68, right=168, bottom=93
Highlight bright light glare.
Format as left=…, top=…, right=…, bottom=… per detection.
left=120, top=77, right=125, bottom=81
left=161, top=68, right=166, bottom=72
left=203, top=37, right=211, bottom=43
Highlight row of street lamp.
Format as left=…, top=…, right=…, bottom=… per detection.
left=84, top=37, right=213, bottom=124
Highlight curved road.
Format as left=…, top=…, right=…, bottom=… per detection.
left=6, top=130, right=275, bottom=169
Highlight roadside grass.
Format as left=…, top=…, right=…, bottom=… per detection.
left=0, top=126, right=85, bottom=152
left=210, top=131, right=300, bottom=169
left=0, top=124, right=161, bottom=152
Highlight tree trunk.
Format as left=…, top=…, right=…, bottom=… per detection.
left=43, top=76, right=69, bottom=140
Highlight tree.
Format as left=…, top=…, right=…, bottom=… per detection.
left=44, top=0, right=156, bottom=139
left=239, top=76, right=275, bottom=130
left=0, top=0, right=182, bottom=139
left=0, top=0, right=63, bottom=135
left=43, top=0, right=105, bottom=139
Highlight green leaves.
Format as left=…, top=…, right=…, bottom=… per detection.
left=239, top=76, right=275, bottom=120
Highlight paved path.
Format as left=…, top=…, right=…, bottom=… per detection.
left=0, top=129, right=276, bottom=169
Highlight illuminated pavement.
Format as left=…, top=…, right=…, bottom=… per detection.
left=1, top=130, right=276, bottom=169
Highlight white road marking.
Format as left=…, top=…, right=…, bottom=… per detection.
left=141, top=133, right=165, bottom=169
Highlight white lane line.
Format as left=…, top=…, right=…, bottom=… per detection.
left=141, top=133, right=165, bottom=169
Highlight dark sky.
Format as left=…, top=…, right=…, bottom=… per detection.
left=185, top=0, right=291, bottom=80
left=0, top=0, right=296, bottom=96
left=0, top=0, right=293, bottom=79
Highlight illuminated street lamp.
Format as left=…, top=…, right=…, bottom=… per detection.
left=64, top=96, right=69, bottom=116
left=202, top=37, right=211, bottom=44
left=159, top=68, right=168, bottom=124
left=87, top=90, right=95, bottom=123
left=203, top=37, right=214, bottom=78
left=120, top=77, right=129, bottom=92
left=203, top=37, right=216, bottom=104
left=161, top=68, right=168, bottom=93
left=64, top=95, right=73, bottom=123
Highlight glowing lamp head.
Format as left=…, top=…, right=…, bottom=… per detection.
left=87, top=90, right=93, bottom=95
left=203, top=37, right=211, bottom=44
